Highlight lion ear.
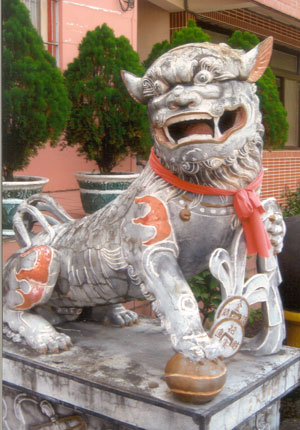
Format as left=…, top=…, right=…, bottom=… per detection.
left=121, top=70, right=147, bottom=104
left=241, top=36, right=273, bottom=82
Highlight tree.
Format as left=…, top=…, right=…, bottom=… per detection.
left=64, top=24, right=152, bottom=174
left=143, top=20, right=210, bottom=68
left=227, top=30, right=288, bottom=150
left=170, top=19, right=210, bottom=48
left=2, top=0, right=70, bottom=181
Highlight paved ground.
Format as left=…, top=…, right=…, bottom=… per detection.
left=281, top=419, right=300, bottom=429
left=280, top=385, right=300, bottom=429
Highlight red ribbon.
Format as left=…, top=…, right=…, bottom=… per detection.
left=149, top=148, right=272, bottom=257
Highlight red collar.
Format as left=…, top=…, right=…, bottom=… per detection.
left=149, top=148, right=272, bottom=258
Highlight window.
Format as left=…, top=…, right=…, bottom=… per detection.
left=23, top=0, right=40, bottom=31
left=21, top=0, right=59, bottom=65
left=285, top=79, right=299, bottom=147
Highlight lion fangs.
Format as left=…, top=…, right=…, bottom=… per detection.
left=164, top=126, right=176, bottom=145
left=214, top=117, right=221, bottom=139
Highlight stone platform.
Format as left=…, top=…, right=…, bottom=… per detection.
left=3, top=317, right=300, bottom=430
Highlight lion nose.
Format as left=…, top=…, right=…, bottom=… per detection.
left=173, top=85, right=184, bottom=97
left=168, top=85, right=202, bottom=109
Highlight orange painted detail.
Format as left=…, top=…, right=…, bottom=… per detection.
left=16, top=245, right=52, bottom=283
left=15, top=246, right=53, bottom=310
left=133, top=196, right=171, bottom=246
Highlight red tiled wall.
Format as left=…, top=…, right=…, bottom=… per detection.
left=199, top=9, right=300, bottom=49
left=261, top=150, right=300, bottom=204
left=169, top=11, right=196, bottom=39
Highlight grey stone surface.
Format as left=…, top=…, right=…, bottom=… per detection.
left=3, top=317, right=300, bottom=430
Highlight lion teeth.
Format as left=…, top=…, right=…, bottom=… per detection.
left=166, top=113, right=212, bottom=127
left=178, top=135, right=213, bottom=145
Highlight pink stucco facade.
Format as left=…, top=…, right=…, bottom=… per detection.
left=17, top=0, right=138, bottom=192
left=59, top=0, right=138, bottom=69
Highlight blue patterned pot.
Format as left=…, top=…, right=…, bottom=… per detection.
left=75, top=172, right=139, bottom=214
left=2, top=175, right=49, bottom=236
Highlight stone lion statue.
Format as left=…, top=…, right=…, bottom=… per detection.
left=3, top=37, right=285, bottom=363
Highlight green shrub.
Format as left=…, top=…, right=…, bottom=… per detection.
left=143, top=40, right=171, bottom=70
left=64, top=24, right=152, bottom=174
left=248, top=308, right=262, bottom=325
left=170, top=19, right=210, bottom=47
left=2, top=0, right=70, bottom=181
left=281, top=184, right=300, bottom=217
left=143, top=20, right=210, bottom=68
left=227, top=31, right=288, bottom=150
left=188, top=270, right=221, bottom=326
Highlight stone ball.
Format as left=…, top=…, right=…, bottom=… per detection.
left=165, top=353, right=227, bottom=404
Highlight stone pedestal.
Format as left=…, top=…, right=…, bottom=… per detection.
left=3, top=317, right=300, bottom=430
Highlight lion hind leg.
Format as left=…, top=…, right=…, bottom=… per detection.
left=3, top=245, right=71, bottom=353
left=89, top=304, right=139, bottom=327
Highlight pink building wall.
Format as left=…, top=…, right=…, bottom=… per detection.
left=16, top=0, right=138, bottom=192
left=59, top=0, right=138, bottom=70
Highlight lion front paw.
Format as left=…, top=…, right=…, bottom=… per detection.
left=262, top=199, right=286, bottom=255
left=266, top=213, right=286, bottom=254
left=3, top=322, right=72, bottom=354
left=174, top=332, right=223, bottom=362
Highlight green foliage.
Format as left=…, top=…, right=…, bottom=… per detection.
left=143, top=20, right=210, bottom=68
left=281, top=184, right=300, bottom=217
left=2, top=0, right=70, bottom=181
left=170, top=19, right=210, bottom=48
left=248, top=308, right=262, bottom=325
left=228, top=31, right=288, bottom=150
left=142, top=40, right=170, bottom=69
left=188, top=270, right=221, bottom=326
left=227, top=30, right=259, bottom=51
left=64, top=24, right=152, bottom=174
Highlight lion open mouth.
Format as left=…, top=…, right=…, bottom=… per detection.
left=155, top=106, right=247, bottom=147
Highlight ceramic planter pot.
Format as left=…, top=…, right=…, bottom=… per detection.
left=2, top=175, right=49, bottom=236
left=75, top=172, right=139, bottom=214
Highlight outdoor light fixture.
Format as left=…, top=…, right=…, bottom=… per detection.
left=119, top=0, right=134, bottom=11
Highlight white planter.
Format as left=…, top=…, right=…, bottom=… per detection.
left=75, top=172, right=139, bottom=214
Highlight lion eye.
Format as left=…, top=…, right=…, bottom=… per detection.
left=154, top=80, right=168, bottom=95
left=194, top=70, right=213, bottom=85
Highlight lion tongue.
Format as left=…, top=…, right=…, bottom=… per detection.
left=184, top=122, right=213, bottom=137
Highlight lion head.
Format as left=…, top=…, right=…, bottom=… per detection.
left=122, top=37, right=273, bottom=190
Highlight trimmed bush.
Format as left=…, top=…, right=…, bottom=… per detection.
left=2, top=0, right=70, bottom=181
left=228, top=30, right=288, bottom=150
left=64, top=24, right=152, bottom=174
left=143, top=20, right=210, bottom=69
